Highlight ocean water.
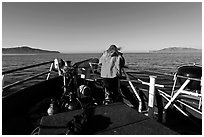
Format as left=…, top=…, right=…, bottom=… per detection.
left=2, top=52, right=202, bottom=95
left=2, top=52, right=202, bottom=72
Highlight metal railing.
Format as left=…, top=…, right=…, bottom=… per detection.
left=2, top=61, right=54, bottom=92
left=122, top=67, right=202, bottom=123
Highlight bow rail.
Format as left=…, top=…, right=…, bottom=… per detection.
left=2, top=61, right=54, bottom=93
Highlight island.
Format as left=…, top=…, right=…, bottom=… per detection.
left=2, top=46, right=60, bottom=54
left=150, top=47, right=202, bottom=53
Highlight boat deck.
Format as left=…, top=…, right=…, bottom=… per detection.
left=2, top=60, right=202, bottom=135
left=39, top=102, right=178, bottom=135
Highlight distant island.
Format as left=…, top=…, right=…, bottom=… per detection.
left=2, top=46, right=60, bottom=54
left=150, top=47, right=202, bottom=53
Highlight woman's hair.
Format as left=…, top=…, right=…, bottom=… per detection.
left=107, top=45, right=118, bottom=53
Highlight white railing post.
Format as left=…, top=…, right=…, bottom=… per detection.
left=2, top=75, right=5, bottom=87
left=128, top=80, right=142, bottom=112
left=198, top=76, right=202, bottom=109
left=122, top=68, right=142, bottom=112
left=46, top=63, right=53, bottom=80
left=148, top=76, right=157, bottom=118
left=171, top=73, right=177, bottom=97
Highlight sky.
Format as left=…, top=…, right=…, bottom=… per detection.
left=2, top=2, right=202, bottom=53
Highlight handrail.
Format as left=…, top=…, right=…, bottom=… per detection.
left=2, top=61, right=53, bottom=75
left=3, top=71, right=50, bottom=91
left=124, top=69, right=202, bottom=121
left=2, top=58, right=98, bottom=93
left=2, top=61, right=54, bottom=92
left=176, top=75, right=201, bottom=82
left=125, top=71, right=166, bottom=88
left=126, top=70, right=201, bottom=82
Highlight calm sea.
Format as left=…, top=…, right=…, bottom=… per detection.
left=2, top=52, right=202, bottom=95
left=2, top=52, right=202, bottom=72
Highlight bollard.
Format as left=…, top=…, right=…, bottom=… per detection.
left=148, top=76, right=157, bottom=118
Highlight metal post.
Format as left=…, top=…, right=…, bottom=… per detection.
left=164, top=79, right=190, bottom=110
left=89, top=62, right=94, bottom=75
left=148, top=76, right=157, bottom=118
left=63, top=75, right=67, bottom=94
left=171, top=73, right=177, bottom=97
left=122, top=68, right=142, bottom=112
left=198, top=76, right=202, bottom=109
left=155, top=88, right=163, bottom=122
left=128, top=80, right=142, bottom=112
left=2, top=75, right=5, bottom=87
left=46, top=63, right=53, bottom=80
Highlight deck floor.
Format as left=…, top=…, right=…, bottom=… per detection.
left=39, top=102, right=178, bottom=135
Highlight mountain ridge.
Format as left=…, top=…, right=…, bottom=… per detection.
left=2, top=46, right=60, bottom=54
left=150, top=47, right=201, bottom=53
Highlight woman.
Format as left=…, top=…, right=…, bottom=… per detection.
left=98, top=45, right=125, bottom=105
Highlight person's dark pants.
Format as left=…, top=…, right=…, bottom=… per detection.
left=103, top=77, right=119, bottom=101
